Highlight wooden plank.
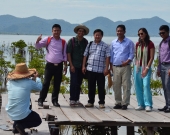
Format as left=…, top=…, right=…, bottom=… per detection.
left=0, top=94, right=13, bottom=127
left=0, top=107, right=13, bottom=131
left=107, top=95, right=147, bottom=123
left=152, top=96, right=165, bottom=107
left=129, top=96, right=161, bottom=122
left=25, top=120, right=51, bottom=135
left=79, top=94, right=114, bottom=122
left=46, top=94, right=70, bottom=123
left=31, top=94, right=43, bottom=117
left=33, top=94, right=56, bottom=119
left=154, top=96, right=166, bottom=103
left=151, top=97, right=170, bottom=119
left=64, top=94, right=102, bottom=123
left=0, top=130, right=12, bottom=135
left=93, top=95, right=130, bottom=122
left=1, top=94, right=8, bottom=108
left=58, top=94, right=84, bottom=123
left=131, top=95, right=170, bottom=123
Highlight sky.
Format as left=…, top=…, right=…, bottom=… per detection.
left=0, top=0, right=170, bottom=24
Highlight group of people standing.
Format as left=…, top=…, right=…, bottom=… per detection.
left=5, top=23, right=170, bottom=134
left=35, top=23, right=170, bottom=113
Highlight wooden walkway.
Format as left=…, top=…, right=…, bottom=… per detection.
left=0, top=93, right=170, bottom=135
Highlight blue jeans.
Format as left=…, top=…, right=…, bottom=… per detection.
left=69, top=67, right=83, bottom=101
left=134, top=66, right=152, bottom=107
left=160, top=64, right=170, bottom=107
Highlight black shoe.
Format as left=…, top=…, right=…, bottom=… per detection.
left=15, top=124, right=28, bottom=135
left=122, top=105, right=128, bottom=110
left=53, top=102, right=60, bottom=107
left=113, top=104, right=122, bottom=109
left=12, top=128, right=19, bottom=134
left=158, top=106, right=167, bottom=111
left=164, top=108, right=170, bottom=113
left=38, top=101, right=43, bottom=107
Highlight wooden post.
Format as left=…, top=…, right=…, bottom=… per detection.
left=147, top=127, right=154, bottom=135
left=127, top=126, right=134, bottom=135
left=111, top=126, right=118, bottom=135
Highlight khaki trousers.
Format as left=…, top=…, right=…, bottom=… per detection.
left=112, top=65, right=131, bottom=105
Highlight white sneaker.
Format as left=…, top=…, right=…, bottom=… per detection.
left=70, top=100, right=76, bottom=106
left=99, top=104, right=105, bottom=109
left=135, top=106, right=145, bottom=111
left=145, top=106, right=152, bottom=112
left=85, top=103, right=94, bottom=107
left=75, top=101, right=83, bottom=106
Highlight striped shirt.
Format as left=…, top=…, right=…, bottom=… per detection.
left=84, top=41, right=110, bottom=73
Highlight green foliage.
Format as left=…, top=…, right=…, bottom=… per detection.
left=0, top=51, right=11, bottom=83
left=150, top=79, right=162, bottom=95
left=13, top=54, right=25, bottom=63
left=28, top=46, right=45, bottom=78
left=81, top=79, right=88, bottom=94
left=72, top=125, right=112, bottom=135
left=11, top=40, right=27, bottom=49
left=150, top=56, right=162, bottom=96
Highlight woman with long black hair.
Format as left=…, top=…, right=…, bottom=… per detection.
left=134, top=28, right=155, bottom=112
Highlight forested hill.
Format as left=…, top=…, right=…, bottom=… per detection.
left=0, top=15, right=169, bottom=36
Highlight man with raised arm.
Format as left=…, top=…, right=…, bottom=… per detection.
left=35, top=24, right=67, bottom=107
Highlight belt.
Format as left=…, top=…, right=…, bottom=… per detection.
left=47, top=61, right=63, bottom=66
left=161, top=62, right=170, bottom=65
left=113, top=64, right=130, bottom=67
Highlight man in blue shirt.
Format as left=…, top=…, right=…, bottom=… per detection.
left=6, top=63, right=42, bottom=135
left=110, top=25, right=134, bottom=110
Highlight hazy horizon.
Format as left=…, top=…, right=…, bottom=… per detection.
left=1, top=0, right=170, bottom=23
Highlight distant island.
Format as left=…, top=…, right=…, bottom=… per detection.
left=0, top=15, right=170, bottom=36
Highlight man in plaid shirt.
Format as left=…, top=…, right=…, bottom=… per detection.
left=82, top=29, right=110, bottom=108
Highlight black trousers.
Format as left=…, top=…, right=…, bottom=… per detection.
left=38, top=62, right=63, bottom=103
left=87, top=71, right=105, bottom=104
left=13, top=111, right=42, bottom=129
left=69, top=67, right=83, bottom=101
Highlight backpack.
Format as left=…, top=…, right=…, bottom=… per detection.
left=71, top=37, right=88, bottom=50
left=46, top=36, right=66, bottom=55
left=70, top=37, right=92, bottom=61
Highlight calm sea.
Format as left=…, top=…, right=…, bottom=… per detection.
left=0, top=34, right=162, bottom=46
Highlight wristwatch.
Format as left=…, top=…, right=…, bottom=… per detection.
left=146, top=66, right=149, bottom=69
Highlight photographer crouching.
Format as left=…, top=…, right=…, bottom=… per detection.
left=5, top=63, right=42, bottom=135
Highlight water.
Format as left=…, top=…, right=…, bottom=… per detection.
left=0, top=34, right=162, bottom=46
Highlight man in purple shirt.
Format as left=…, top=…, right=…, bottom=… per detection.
left=157, top=25, right=170, bottom=113
left=35, top=24, right=67, bottom=107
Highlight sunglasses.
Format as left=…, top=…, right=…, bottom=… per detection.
left=159, top=32, right=166, bottom=35
left=138, top=33, right=144, bottom=36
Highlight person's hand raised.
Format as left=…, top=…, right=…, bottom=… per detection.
left=36, top=34, right=42, bottom=43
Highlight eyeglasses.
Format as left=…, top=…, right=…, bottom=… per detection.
left=138, top=33, right=143, bottom=36
left=159, top=32, right=166, bottom=35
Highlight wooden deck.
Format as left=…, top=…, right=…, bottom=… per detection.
left=0, top=93, right=170, bottom=135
